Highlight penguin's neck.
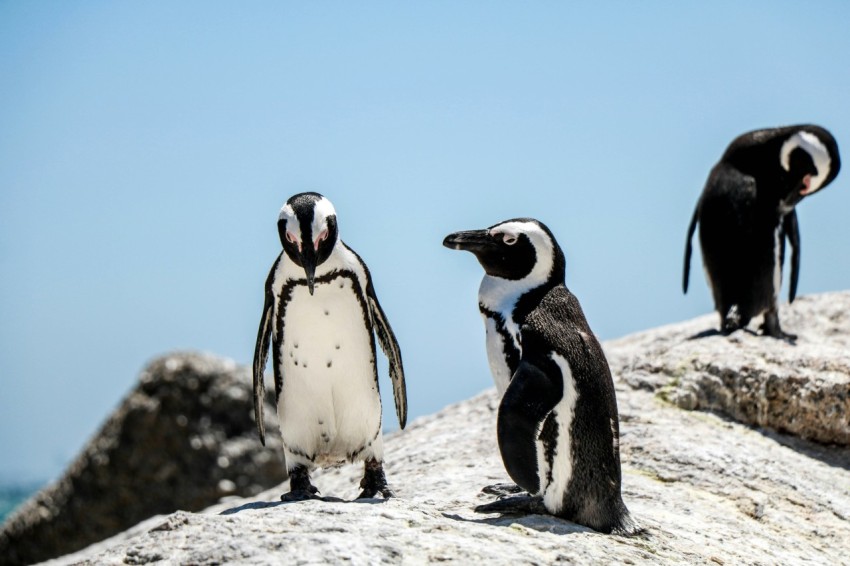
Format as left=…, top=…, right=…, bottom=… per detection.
left=478, top=244, right=561, bottom=316
left=478, top=275, right=557, bottom=326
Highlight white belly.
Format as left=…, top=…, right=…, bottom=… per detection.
left=484, top=317, right=514, bottom=396
left=277, top=276, right=381, bottom=467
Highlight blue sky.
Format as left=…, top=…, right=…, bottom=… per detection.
left=2, top=2, right=848, bottom=483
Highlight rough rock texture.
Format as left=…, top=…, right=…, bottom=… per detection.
left=0, top=352, right=286, bottom=566
left=607, top=291, right=850, bottom=445
left=39, top=293, right=850, bottom=565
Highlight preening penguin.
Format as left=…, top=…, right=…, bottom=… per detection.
left=684, top=125, right=841, bottom=339
left=253, top=192, right=407, bottom=501
left=443, top=219, right=636, bottom=535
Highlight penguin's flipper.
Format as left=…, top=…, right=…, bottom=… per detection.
left=252, top=255, right=281, bottom=446
left=683, top=203, right=700, bottom=294
left=783, top=210, right=801, bottom=303
left=367, top=284, right=408, bottom=429
left=497, top=358, right=561, bottom=495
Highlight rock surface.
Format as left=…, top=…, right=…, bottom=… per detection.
left=0, top=352, right=286, bottom=566
left=38, top=293, right=850, bottom=565
left=607, top=291, right=850, bottom=445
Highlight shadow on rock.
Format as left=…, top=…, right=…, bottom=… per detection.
left=220, top=500, right=287, bottom=515
left=687, top=328, right=722, bottom=340
left=441, top=511, right=592, bottom=535
left=760, top=429, right=850, bottom=471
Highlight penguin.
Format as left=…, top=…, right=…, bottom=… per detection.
left=443, top=219, right=637, bottom=535
left=253, top=192, right=407, bottom=501
left=683, top=125, right=841, bottom=339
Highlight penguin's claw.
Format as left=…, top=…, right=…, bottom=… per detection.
left=475, top=494, right=548, bottom=516
left=481, top=483, right=525, bottom=497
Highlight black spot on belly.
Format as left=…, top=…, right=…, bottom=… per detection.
left=327, top=360, right=333, bottom=368
left=335, top=344, right=341, bottom=350
left=324, top=309, right=329, bottom=316
left=294, top=360, right=298, bottom=366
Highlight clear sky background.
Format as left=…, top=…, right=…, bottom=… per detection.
left=2, top=2, right=848, bottom=484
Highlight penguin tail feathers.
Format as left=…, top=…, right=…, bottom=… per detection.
left=609, top=511, right=647, bottom=538
left=587, top=499, right=645, bottom=536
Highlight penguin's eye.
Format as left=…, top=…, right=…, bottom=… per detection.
left=503, top=234, right=518, bottom=246
left=285, top=232, right=297, bottom=244
left=318, top=229, right=329, bottom=242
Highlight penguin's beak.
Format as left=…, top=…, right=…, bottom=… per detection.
left=442, top=230, right=493, bottom=253
left=299, top=248, right=318, bottom=295
left=782, top=176, right=811, bottom=210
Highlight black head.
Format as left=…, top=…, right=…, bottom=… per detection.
left=724, top=125, right=841, bottom=211
left=277, top=192, right=339, bottom=294
left=443, top=218, right=565, bottom=284
left=777, top=125, right=840, bottom=209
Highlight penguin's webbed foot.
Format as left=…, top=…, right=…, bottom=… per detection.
left=760, top=325, right=797, bottom=342
left=281, top=464, right=322, bottom=502
left=357, top=457, right=394, bottom=499
left=475, top=494, right=548, bottom=516
left=481, top=483, right=525, bottom=497
left=280, top=486, right=320, bottom=502
left=760, top=311, right=797, bottom=342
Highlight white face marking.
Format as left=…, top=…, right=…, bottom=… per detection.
left=540, top=352, right=579, bottom=513
left=310, top=197, right=337, bottom=249
left=278, top=203, right=301, bottom=250
left=780, top=131, right=832, bottom=195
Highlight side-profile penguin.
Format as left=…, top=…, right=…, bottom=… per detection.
left=684, top=125, right=841, bottom=339
left=443, top=219, right=637, bottom=535
left=253, top=192, right=407, bottom=501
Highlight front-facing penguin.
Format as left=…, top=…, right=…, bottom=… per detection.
left=684, top=125, right=840, bottom=339
left=443, top=219, right=637, bottom=535
left=253, top=192, right=407, bottom=501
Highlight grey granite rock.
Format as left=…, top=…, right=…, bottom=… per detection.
left=0, top=352, right=285, bottom=566
left=41, top=388, right=850, bottom=565
left=606, top=291, right=850, bottom=445
left=39, top=294, right=850, bottom=565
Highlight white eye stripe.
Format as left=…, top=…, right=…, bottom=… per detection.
left=780, top=131, right=832, bottom=194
